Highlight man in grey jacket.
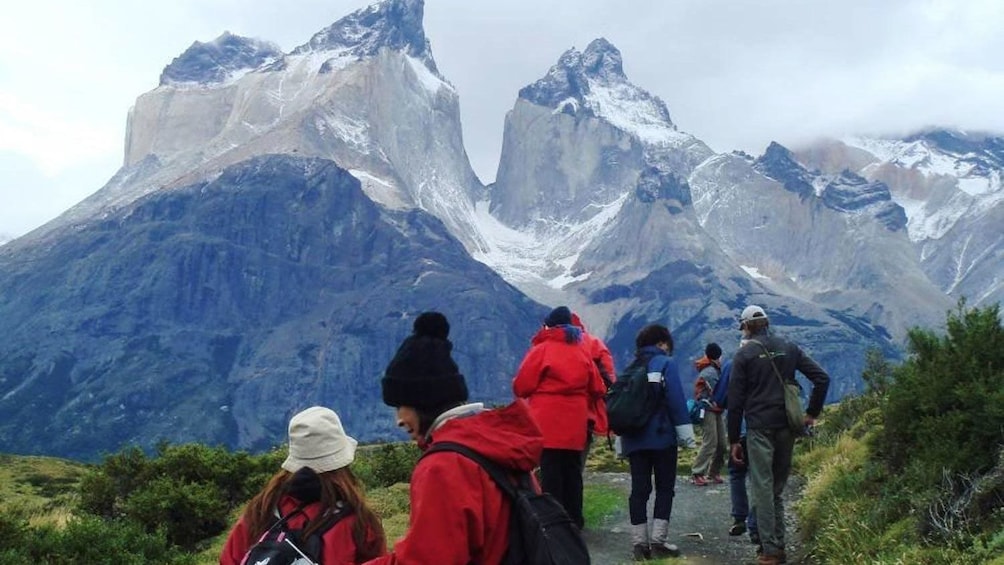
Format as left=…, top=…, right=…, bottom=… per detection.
left=727, top=305, right=830, bottom=565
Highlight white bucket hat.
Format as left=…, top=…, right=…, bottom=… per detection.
left=282, top=406, right=358, bottom=473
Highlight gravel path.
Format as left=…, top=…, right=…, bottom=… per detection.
left=582, top=472, right=804, bottom=565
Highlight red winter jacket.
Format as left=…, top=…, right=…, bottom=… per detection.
left=219, top=498, right=381, bottom=565
left=513, top=326, right=607, bottom=450
left=363, top=401, right=544, bottom=565
left=573, top=317, right=615, bottom=436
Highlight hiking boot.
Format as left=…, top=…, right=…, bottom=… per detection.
left=650, top=542, right=681, bottom=558
left=711, top=474, right=724, bottom=484
left=729, top=519, right=747, bottom=536
left=632, top=543, right=651, bottom=561
left=757, top=554, right=781, bottom=565
left=691, top=474, right=709, bottom=486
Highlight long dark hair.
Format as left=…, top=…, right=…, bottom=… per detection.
left=242, top=467, right=386, bottom=561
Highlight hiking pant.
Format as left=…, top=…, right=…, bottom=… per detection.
left=627, top=446, right=678, bottom=525
left=692, top=411, right=727, bottom=477
left=747, top=427, right=795, bottom=557
left=541, top=448, right=585, bottom=528
left=727, top=436, right=759, bottom=534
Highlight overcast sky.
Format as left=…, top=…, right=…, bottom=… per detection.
left=2, top=0, right=1002, bottom=239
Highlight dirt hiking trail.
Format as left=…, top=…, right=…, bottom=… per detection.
left=582, top=472, right=804, bottom=565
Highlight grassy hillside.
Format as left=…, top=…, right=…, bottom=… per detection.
left=0, top=453, right=87, bottom=528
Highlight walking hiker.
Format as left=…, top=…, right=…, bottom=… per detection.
left=719, top=358, right=761, bottom=545
left=691, top=342, right=727, bottom=486
left=364, top=311, right=551, bottom=565
left=618, top=323, right=696, bottom=561
left=727, top=305, right=830, bottom=565
left=514, top=306, right=608, bottom=529
left=571, top=311, right=616, bottom=468
left=220, top=406, right=387, bottom=565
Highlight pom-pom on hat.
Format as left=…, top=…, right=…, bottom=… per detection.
left=282, top=406, right=357, bottom=474
left=544, top=306, right=573, bottom=327
left=382, top=312, right=469, bottom=409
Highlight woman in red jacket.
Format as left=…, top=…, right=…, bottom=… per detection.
left=513, top=305, right=607, bottom=529
left=364, top=311, right=545, bottom=565
left=220, top=406, right=386, bottom=565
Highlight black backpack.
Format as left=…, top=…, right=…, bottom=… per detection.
left=240, top=501, right=349, bottom=565
left=422, top=442, right=591, bottom=565
left=605, top=360, right=663, bottom=435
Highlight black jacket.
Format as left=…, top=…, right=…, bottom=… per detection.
left=726, top=331, right=830, bottom=443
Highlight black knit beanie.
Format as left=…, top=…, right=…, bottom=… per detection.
left=382, top=312, right=469, bottom=409
left=544, top=306, right=573, bottom=327
left=705, top=342, right=723, bottom=360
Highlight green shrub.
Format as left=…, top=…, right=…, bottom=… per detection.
left=0, top=512, right=193, bottom=565
left=353, top=443, right=422, bottom=488
left=77, top=441, right=284, bottom=551
left=881, top=302, right=1004, bottom=499
left=798, top=302, right=1004, bottom=563
left=123, top=477, right=230, bottom=550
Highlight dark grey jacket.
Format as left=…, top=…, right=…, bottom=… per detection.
left=726, top=331, right=830, bottom=443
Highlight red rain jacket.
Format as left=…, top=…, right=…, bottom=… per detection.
left=513, top=326, right=607, bottom=450
left=363, top=401, right=544, bottom=565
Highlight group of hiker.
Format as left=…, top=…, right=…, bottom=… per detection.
left=219, top=303, right=830, bottom=565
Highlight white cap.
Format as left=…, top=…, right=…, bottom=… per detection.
left=739, top=305, right=768, bottom=329
left=282, top=406, right=358, bottom=473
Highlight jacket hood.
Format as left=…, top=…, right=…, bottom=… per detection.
left=694, top=355, right=720, bottom=372
left=429, top=400, right=543, bottom=472
left=532, top=325, right=582, bottom=345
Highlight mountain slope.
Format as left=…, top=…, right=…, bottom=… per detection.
left=0, top=155, right=543, bottom=460
left=19, top=0, right=485, bottom=254
left=795, top=129, right=1004, bottom=308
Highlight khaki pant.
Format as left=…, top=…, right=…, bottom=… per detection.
left=692, top=411, right=727, bottom=477
left=747, top=427, right=795, bottom=557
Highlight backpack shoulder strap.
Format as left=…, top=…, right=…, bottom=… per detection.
left=422, top=441, right=521, bottom=499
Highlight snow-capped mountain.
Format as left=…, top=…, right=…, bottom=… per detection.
left=16, top=0, right=485, bottom=253
left=795, top=130, right=1003, bottom=307
left=480, top=38, right=945, bottom=396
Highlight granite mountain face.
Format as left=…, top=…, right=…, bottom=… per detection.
left=0, top=0, right=997, bottom=459
left=0, top=155, right=543, bottom=460
left=794, top=130, right=1004, bottom=310
left=480, top=40, right=937, bottom=399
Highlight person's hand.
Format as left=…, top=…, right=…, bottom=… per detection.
left=730, top=442, right=744, bottom=466
left=803, top=415, right=818, bottom=427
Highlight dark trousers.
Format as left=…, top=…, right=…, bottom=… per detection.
left=540, top=448, right=585, bottom=528
left=727, top=436, right=759, bottom=534
left=627, top=446, right=678, bottom=525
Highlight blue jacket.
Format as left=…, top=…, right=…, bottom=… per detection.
left=712, top=360, right=732, bottom=407
left=620, top=346, right=691, bottom=455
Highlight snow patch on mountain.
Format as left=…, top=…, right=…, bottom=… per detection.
left=585, top=82, right=691, bottom=147
left=520, top=38, right=695, bottom=150
left=741, top=265, right=770, bottom=280
left=471, top=193, right=629, bottom=291
left=842, top=134, right=1004, bottom=242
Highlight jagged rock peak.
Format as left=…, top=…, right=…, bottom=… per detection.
left=520, top=38, right=629, bottom=108
left=902, top=128, right=1004, bottom=165
left=518, top=37, right=683, bottom=146
left=159, top=32, right=283, bottom=86
left=291, top=0, right=438, bottom=73
left=754, top=142, right=815, bottom=198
